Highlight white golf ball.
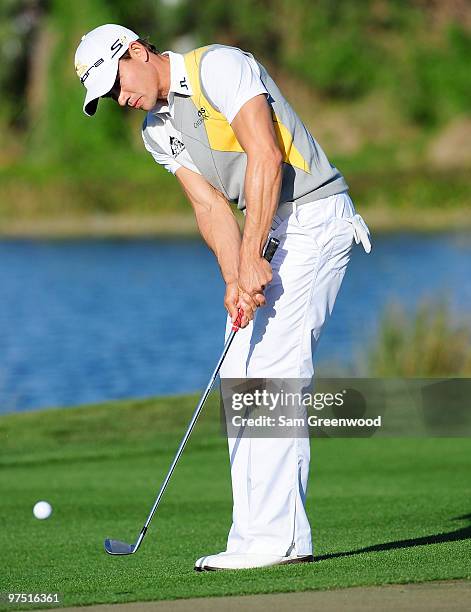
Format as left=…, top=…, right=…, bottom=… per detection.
left=33, top=500, right=52, bottom=520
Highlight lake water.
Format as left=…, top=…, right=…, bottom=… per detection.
left=0, top=233, right=469, bottom=413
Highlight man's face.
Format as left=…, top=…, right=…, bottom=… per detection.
left=103, top=44, right=159, bottom=111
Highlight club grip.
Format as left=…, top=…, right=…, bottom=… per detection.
left=263, top=237, right=280, bottom=263
left=232, top=309, right=244, bottom=331
left=232, top=237, right=280, bottom=331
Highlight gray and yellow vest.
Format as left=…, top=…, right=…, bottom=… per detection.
left=143, top=45, right=348, bottom=211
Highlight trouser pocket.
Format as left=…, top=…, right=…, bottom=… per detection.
left=322, top=211, right=371, bottom=276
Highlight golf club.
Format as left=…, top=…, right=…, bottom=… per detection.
left=104, top=236, right=280, bottom=555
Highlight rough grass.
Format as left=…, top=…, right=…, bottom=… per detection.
left=0, top=395, right=470, bottom=610
left=368, top=302, right=471, bottom=376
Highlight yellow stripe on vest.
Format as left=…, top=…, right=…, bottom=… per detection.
left=183, top=47, right=310, bottom=173
left=272, top=114, right=310, bottom=173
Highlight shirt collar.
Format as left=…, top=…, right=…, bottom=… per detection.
left=151, top=51, right=192, bottom=116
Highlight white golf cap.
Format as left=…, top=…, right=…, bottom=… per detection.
left=75, top=24, right=139, bottom=116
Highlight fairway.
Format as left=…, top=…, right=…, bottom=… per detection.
left=0, top=395, right=470, bottom=610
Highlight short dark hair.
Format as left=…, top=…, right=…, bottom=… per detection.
left=102, top=38, right=159, bottom=101
left=120, top=38, right=160, bottom=59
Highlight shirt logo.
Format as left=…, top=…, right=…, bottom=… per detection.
left=194, top=107, right=209, bottom=128
left=170, top=136, right=185, bottom=157
left=179, top=77, right=189, bottom=90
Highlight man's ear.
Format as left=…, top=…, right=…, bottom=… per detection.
left=128, top=41, right=149, bottom=61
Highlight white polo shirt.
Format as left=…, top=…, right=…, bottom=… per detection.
left=141, top=47, right=268, bottom=175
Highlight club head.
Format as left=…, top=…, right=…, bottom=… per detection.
left=104, top=538, right=135, bottom=555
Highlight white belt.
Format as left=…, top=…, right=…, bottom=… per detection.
left=273, top=203, right=372, bottom=254
left=275, top=201, right=299, bottom=221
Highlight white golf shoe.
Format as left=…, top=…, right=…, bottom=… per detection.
left=194, top=551, right=314, bottom=571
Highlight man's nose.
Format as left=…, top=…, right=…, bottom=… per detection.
left=118, top=90, right=128, bottom=107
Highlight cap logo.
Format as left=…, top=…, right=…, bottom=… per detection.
left=111, top=36, right=129, bottom=58
left=79, top=57, right=104, bottom=83
left=75, top=62, right=88, bottom=78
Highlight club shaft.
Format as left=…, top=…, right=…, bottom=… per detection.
left=133, top=329, right=237, bottom=551
left=129, top=237, right=279, bottom=553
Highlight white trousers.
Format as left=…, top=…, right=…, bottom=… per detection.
left=219, top=192, right=371, bottom=556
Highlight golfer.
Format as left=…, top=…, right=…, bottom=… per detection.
left=75, top=24, right=371, bottom=571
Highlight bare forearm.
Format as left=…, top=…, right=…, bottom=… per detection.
left=194, top=196, right=242, bottom=284
left=241, top=155, right=282, bottom=257
left=176, top=167, right=242, bottom=284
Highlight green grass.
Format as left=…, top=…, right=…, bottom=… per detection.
left=0, top=395, right=470, bottom=610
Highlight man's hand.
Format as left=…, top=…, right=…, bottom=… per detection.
left=238, top=248, right=272, bottom=303
left=224, top=280, right=263, bottom=329
left=224, top=281, right=239, bottom=324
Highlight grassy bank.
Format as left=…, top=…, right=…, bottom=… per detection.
left=1, top=205, right=471, bottom=238
left=0, top=395, right=470, bottom=610
left=0, top=163, right=469, bottom=237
